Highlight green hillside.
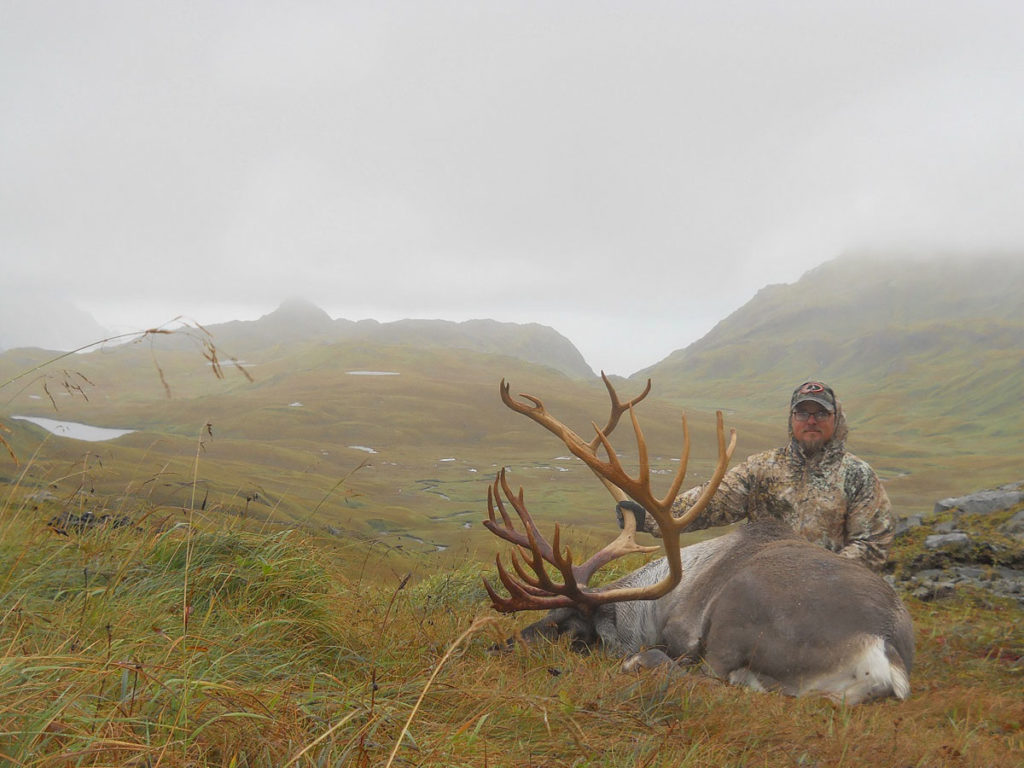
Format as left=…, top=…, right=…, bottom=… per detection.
left=1, top=256, right=1022, bottom=766
left=2, top=253, right=1021, bottom=575
left=635, top=253, right=1024, bottom=508
left=1, top=332, right=757, bottom=582
left=174, top=298, right=596, bottom=379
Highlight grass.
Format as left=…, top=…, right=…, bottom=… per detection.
left=0, top=480, right=1021, bottom=767
left=1, top=324, right=1022, bottom=766
left=0, top=339, right=769, bottom=570
left=5, top=322, right=1017, bottom=570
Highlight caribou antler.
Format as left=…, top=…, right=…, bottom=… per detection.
left=483, top=374, right=737, bottom=613
left=500, top=373, right=651, bottom=505
left=483, top=468, right=661, bottom=611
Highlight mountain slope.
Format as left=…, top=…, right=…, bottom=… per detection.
left=633, top=253, right=1024, bottom=500
left=178, top=298, right=596, bottom=379
left=0, top=335, right=753, bottom=561
left=2, top=253, right=1020, bottom=554
left=637, top=253, right=1023, bottom=412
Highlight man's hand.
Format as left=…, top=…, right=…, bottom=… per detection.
left=615, top=500, right=648, bottom=533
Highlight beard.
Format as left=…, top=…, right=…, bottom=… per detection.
left=796, top=433, right=827, bottom=456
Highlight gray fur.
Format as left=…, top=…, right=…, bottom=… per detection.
left=515, top=520, right=914, bottom=705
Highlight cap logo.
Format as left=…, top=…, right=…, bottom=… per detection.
left=798, top=382, right=827, bottom=395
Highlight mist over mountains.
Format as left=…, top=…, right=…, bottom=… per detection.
left=201, top=298, right=596, bottom=379
left=1, top=252, right=1020, bottom=539
left=3, top=253, right=1021, bottom=415
left=0, top=296, right=109, bottom=353
left=4, top=253, right=1020, bottom=388
left=631, top=254, right=1023, bottom=442
left=5, top=252, right=1021, bottom=451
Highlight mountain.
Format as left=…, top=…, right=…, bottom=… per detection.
left=0, top=296, right=109, bottom=353
left=2, top=253, right=1021, bottom=550
left=171, top=298, right=595, bottom=380
left=634, top=252, right=1024, bottom=455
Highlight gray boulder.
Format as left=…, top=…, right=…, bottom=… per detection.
left=923, top=532, right=972, bottom=552
left=933, top=481, right=1024, bottom=516
left=894, top=514, right=923, bottom=537
left=1002, top=510, right=1024, bottom=541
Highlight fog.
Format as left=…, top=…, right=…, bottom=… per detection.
left=3, top=1, right=1023, bottom=374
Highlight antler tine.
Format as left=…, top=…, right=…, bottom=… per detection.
left=482, top=490, right=597, bottom=613
left=486, top=476, right=514, bottom=529
left=483, top=556, right=577, bottom=613
left=486, top=377, right=738, bottom=614
left=483, top=468, right=566, bottom=564
left=507, top=529, right=579, bottom=596
left=569, top=498, right=661, bottom=586
left=484, top=468, right=626, bottom=606
left=666, top=410, right=737, bottom=533
left=500, top=380, right=592, bottom=452
left=592, top=372, right=652, bottom=451
left=500, top=377, right=652, bottom=459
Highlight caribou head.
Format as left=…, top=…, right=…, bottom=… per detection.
left=484, top=375, right=914, bottom=706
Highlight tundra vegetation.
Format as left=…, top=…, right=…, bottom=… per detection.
left=0, top=475, right=1021, bottom=767
left=0, top=311, right=1021, bottom=766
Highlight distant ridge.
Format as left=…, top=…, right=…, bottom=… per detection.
left=634, top=253, right=1024, bottom=441
left=201, top=299, right=596, bottom=379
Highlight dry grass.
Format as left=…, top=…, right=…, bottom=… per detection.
left=0, top=479, right=1021, bottom=767
left=1, top=329, right=1021, bottom=766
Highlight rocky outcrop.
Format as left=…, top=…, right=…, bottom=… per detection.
left=893, top=481, right=1024, bottom=605
left=933, top=480, right=1024, bottom=517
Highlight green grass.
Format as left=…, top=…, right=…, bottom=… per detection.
left=4, top=319, right=1018, bottom=562
left=0, top=338, right=769, bottom=566
left=1, top=318, right=1022, bottom=765
left=1, top=481, right=1021, bottom=767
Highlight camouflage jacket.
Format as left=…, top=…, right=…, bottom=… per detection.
left=640, top=408, right=894, bottom=571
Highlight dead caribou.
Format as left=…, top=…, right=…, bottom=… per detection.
left=483, top=377, right=914, bottom=705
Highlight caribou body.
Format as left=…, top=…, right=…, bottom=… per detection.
left=517, top=520, right=913, bottom=705
left=485, top=376, right=914, bottom=706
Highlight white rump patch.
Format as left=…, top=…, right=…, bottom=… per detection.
left=804, top=635, right=909, bottom=706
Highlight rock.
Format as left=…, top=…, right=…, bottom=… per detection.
left=913, top=568, right=948, bottom=581
left=898, top=483, right=1024, bottom=606
left=48, top=510, right=135, bottom=535
left=923, top=532, right=972, bottom=552
left=1002, top=510, right=1024, bottom=541
left=894, top=514, right=923, bottom=536
left=933, top=481, right=1024, bottom=516
left=912, top=581, right=956, bottom=601
left=907, top=564, right=1024, bottom=605
left=953, top=566, right=985, bottom=581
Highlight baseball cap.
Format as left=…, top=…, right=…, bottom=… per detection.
left=791, top=381, right=836, bottom=413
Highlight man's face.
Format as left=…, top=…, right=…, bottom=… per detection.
left=791, top=403, right=836, bottom=454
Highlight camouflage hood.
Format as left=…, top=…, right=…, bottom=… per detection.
left=656, top=396, right=894, bottom=571
left=787, top=399, right=850, bottom=468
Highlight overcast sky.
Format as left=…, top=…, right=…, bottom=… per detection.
left=4, top=1, right=1024, bottom=375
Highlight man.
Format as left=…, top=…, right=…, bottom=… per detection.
left=618, top=381, right=894, bottom=571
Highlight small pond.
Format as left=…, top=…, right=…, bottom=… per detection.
left=11, top=415, right=136, bottom=442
